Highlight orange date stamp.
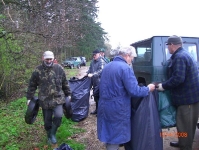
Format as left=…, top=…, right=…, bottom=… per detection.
left=160, top=132, right=188, bottom=138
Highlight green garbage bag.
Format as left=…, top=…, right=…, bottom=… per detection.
left=158, top=91, right=176, bottom=128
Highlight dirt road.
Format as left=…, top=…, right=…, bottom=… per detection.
left=74, top=66, right=199, bottom=150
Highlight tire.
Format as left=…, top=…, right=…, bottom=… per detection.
left=77, top=64, right=81, bottom=69
left=25, top=97, right=40, bottom=124
left=63, top=97, right=73, bottom=119
left=70, top=65, right=74, bottom=69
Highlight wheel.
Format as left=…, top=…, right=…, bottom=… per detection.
left=63, top=97, right=72, bottom=119
left=70, top=65, right=74, bottom=69
left=25, top=97, right=39, bottom=124
left=77, top=64, right=81, bottom=69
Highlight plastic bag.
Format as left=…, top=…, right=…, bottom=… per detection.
left=158, top=91, right=176, bottom=128
left=69, top=76, right=91, bottom=122
left=55, top=143, right=73, bottom=150
left=124, top=91, right=163, bottom=150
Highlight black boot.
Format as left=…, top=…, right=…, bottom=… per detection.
left=90, top=102, right=98, bottom=115
left=46, top=129, right=52, bottom=144
left=170, top=141, right=179, bottom=147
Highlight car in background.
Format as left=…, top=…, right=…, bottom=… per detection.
left=80, top=56, right=86, bottom=66
left=71, top=57, right=83, bottom=66
left=61, top=57, right=81, bottom=69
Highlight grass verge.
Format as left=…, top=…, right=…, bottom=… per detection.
left=0, top=67, right=86, bottom=150
left=0, top=97, right=85, bottom=150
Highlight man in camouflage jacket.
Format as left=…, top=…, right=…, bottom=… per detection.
left=26, top=51, right=71, bottom=146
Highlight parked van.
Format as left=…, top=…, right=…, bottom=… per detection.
left=131, top=36, right=199, bottom=85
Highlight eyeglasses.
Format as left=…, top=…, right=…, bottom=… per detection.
left=45, top=58, right=53, bottom=61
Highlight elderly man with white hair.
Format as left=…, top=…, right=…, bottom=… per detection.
left=97, top=46, right=155, bottom=150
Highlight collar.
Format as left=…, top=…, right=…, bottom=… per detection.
left=171, top=47, right=183, bottom=59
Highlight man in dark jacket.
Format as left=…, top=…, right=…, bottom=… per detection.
left=26, top=51, right=71, bottom=147
left=157, top=35, right=199, bottom=150
left=87, top=49, right=106, bottom=115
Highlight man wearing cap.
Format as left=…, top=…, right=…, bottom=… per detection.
left=100, top=48, right=110, bottom=64
left=87, top=49, right=106, bottom=115
left=26, top=51, right=71, bottom=147
left=157, top=35, right=199, bottom=150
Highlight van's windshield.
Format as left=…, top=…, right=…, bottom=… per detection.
left=134, top=41, right=152, bottom=65
left=135, top=42, right=197, bottom=63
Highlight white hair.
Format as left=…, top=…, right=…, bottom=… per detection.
left=118, top=46, right=137, bottom=57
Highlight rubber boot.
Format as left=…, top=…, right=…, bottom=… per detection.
left=46, top=129, right=53, bottom=144
left=51, top=124, right=58, bottom=144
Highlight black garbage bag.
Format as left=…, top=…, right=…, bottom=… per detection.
left=124, top=90, right=163, bottom=150
left=55, top=143, right=73, bottom=150
left=158, top=91, right=176, bottom=128
left=63, top=96, right=73, bottom=119
left=69, top=76, right=91, bottom=122
left=25, top=97, right=39, bottom=124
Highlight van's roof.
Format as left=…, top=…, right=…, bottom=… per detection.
left=130, top=35, right=199, bottom=47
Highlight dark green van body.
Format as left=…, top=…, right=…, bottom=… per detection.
left=131, top=36, right=199, bottom=85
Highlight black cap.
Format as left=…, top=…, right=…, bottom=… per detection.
left=92, top=49, right=100, bottom=54
left=166, top=35, right=183, bottom=45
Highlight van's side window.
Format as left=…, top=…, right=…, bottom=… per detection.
left=136, top=47, right=152, bottom=64
left=165, top=43, right=197, bottom=62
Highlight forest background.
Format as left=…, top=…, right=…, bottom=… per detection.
left=0, top=0, right=111, bottom=101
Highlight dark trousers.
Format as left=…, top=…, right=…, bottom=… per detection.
left=42, top=104, right=63, bottom=131
left=177, top=101, right=199, bottom=150
left=106, top=144, right=119, bottom=150
left=94, top=96, right=99, bottom=103
left=94, top=96, right=99, bottom=110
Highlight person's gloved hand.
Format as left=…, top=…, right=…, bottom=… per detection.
left=88, top=73, right=93, bottom=78
left=156, top=83, right=165, bottom=91
left=147, top=84, right=155, bottom=92
left=27, top=100, right=31, bottom=106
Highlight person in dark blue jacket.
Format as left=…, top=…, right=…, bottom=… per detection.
left=97, top=46, right=155, bottom=150
left=157, top=35, right=199, bottom=150
left=87, top=49, right=106, bottom=115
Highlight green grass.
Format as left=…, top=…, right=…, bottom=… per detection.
left=64, top=62, right=90, bottom=80
left=65, top=68, right=80, bottom=80
left=0, top=97, right=85, bottom=150
left=0, top=67, right=87, bottom=150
